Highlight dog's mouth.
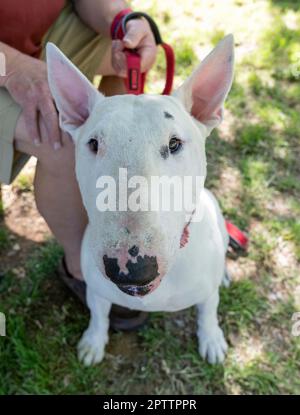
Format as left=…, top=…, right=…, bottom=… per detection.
left=116, top=274, right=162, bottom=297
left=114, top=214, right=194, bottom=296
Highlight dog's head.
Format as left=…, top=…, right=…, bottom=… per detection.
left=46, top=36, right=234, bottom=297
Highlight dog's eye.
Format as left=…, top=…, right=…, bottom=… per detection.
left=169, top=136, right=182, bottom=154
left=87, top=138, right=98, bottom=154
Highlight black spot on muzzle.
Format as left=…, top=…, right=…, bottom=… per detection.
left=128, top=245, right=139, bottom=257
left=103, top=254, right=159, bottom=287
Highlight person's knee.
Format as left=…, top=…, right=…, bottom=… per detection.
left=16, top=136, right=75, bottom=178
left=14, top=112, right=75, bottom=178
left=37, top=140, right=76, bottom=178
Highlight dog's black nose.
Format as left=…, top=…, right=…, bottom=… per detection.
left=103, top=254, right=159, bottom=287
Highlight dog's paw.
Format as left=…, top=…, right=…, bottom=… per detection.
left=77, top=329, right=108, bottom=366
left=198, top=326, right=228, bottom=364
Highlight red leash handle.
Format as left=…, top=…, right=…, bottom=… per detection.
left=124, top=50, right=145, bottom=95
left=111, top=10, right=175, bottom=95
left=160, top=42, right=175, bottom=95
left=225, top=220, right=249, bottom=251
left=124, top=43, right=174, bottom=95
left=110, top=8, right=133, bottom=39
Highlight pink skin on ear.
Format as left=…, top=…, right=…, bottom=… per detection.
left=190, top=49, right=233, bottom=124
left=176, top=35, right=234, bottom=129
left=52, top=63, right=90, bottom=126
left=46, top=43, right=101, bottom=134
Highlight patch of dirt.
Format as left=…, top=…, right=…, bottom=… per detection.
left=0, top=159, right=50, bottom=274
left=4, top=191, right=50, bottom=242
left=227, top=257, right=258, bottom=281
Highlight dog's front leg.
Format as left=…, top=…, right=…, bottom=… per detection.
left=77, top=287, right=111, bottom=366
left=197, top=290, right=228, bottom=364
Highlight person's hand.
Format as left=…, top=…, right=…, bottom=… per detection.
left=3, top=52, right=62, bottom=150
left=111, top=17, right=157, bottom=77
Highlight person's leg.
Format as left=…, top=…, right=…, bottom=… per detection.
left=34, top=157, right=87, bottom=281
left=14, top=113, right=87, bottom=280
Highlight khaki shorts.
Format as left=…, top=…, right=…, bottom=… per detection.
left=0, top=2, right=110, bottom=184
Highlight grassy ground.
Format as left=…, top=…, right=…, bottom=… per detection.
left=0, top=0, right=299, bottom=394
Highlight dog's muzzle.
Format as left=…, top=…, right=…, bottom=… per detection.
left=103, top=253, right=160, bottom=297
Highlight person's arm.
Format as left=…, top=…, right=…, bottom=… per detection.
left=74, top=0, right=129, bottom=36
left=74, top=0, right=157, bottom=76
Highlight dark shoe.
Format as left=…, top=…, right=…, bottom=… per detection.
left=57, top=257, right=149, bottom=331
left=58, top=257, right=87, bottom=305
left=109, top=304, right=149, bottom=332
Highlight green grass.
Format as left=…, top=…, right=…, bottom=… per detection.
left=1, top=0, right=300, bottom=395
left=219, top=280, right=266, bottom=330
left=0, top=201, right=4, bottom=219
left=0, top=226, right=10, bottom=250
left=15, top=173, right=33, bottom=193
left=175, top=39, right=198, bottom=76
left=1, top=240, right=297, bottom=394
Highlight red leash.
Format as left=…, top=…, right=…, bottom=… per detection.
left=111, top=10, right=175, bottom=95
left=226, top=221, right=248, bottom=252
left=111, top=10, right=248, bottom=253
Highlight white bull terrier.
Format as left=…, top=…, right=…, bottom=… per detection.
left=46, top=35, right=234, bottom=366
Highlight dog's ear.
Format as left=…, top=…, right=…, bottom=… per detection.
left=46, top=43, right=103, bottom=136
left=174, top=35, right=234, bottom=132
